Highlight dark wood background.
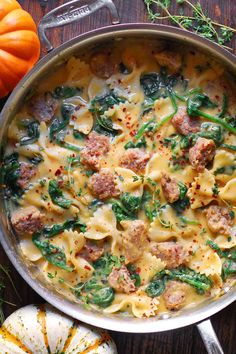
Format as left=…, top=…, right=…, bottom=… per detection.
left=1, top=1, right=236, bottom=353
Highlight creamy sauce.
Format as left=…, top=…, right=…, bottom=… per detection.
left=3, top=39, right=236, bottom=318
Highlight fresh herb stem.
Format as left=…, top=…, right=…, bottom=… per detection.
left=221, top=144, right=236, bottom=152
left=155, top=92, right=178, bottom=129
left=0, top=265, right=21, bottom=302
left=195, top=109, right=236, bottom=135
left=144, top=0, right=235, bottom=49
left=134, top=118, right=156, bottom=140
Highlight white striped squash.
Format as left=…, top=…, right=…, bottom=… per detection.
left=0, top=304, right=117, bottom=354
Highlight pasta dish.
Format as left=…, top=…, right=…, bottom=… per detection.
left=3, top=39, right=236, bottom=318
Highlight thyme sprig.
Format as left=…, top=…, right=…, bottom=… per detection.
left=144, top=0, right=235, bottom=50
left=0, top=265, right=21, bottom=325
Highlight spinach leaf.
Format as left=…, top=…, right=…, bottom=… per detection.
left=179, top=216, right=200, bottom=226
left=141, top=72, right=163, bottom=99
left=74, top=254, right=124, bottom=308
left=143, top=199, right=161, bottom=222
left=140, top=69, right=187, bottom=100
left=49, top=103, right=75, bottom=140
left=179, top=123, right=223, bottom=149
left=146, top=267, right=212, bottom=298
left=178, top=182, right=187, bottom=200
left=222, top=260, right=236, bottom=280
left=1, top=153, right=21, bottom=198
left=88, top=199, right=104, bottom=212
left=91, top=287, right=114, bottom=308
left=206, top=240, right=236, bottom=260
left=90, top=92, right=125, bottom=116
left=198, top=122, right=224, bottom=145
left=187, top=93, right=236, bottom=135
left=27, top=154, right=43, bottom=165
left=40, top=219, right=87, bottom=238
left=120, top=193, right=142, bottom=213
left=221, top=143, right=236, bottom=152
left=90, top=92, right=125, bottom=136
left=124, top=137, right=147, bottom=149
left=110, top=193, right=142, bottom=222
left=73, top=129, right=85, bottom=140
left=134, top=118, right=157, bottom=140
left=218, top=94, right=228, bottom=118
left=214, top=165, right=236, bottom=176
left=93, top=254, right=124, bottom=275
left=127, top=264, right=141, bottom=287
left=171, top=196, right=190, bottom=214
left=93, top=116, right=119, bottom=136
left=55, top=131, right=81, bottom=152
left=19, top=121, right=40, bottom=146
left=32, top=233, right=74, bottom=272
left=48, top=179, right=72, bottom=209
left=146, top=279, right=166, bottom=297
left=53, top=86, right=81, bottom=99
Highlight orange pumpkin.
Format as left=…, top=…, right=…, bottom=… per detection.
left=0, top=0, right=40, bottom=98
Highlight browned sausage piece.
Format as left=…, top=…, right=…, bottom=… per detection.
left=161, top=173, right=180, bottom=203
left=17, top=163, right=36, bottom=189
left=163, top=280, right=187, bottom=311
left=205, top=205, right=233, bottom=235
left=171, top=107, right=200, bottom=136
left=11, top=206, right=44, bottom=235
left=120, top=148, right=150, bottom=173
left=79, top=240, right=104, bottom=262
left=28, top=93, right=58, bottom=122
left=150, top=242, right=187, bottom=269
left=88, top=169, right=118, bottom=200
left=108, top=265, right=136, bottom=294
left=154, top=50, right=182, bottom=72
left=122, top=220, right=148, bottom=263
left=80, top=132, right=110, bottom=171
left=90, top=52, right=117, bottom=79
left=189, top=137, right=216, bottom=172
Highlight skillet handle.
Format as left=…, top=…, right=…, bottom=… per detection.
left=197, top=319, right=224, bottom=354
left=38, top=0, right=120, bottom=52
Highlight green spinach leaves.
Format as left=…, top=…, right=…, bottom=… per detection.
left=187, top=93, right=236, bottom=135
left=110, top=193, right=142, bottom=222
left=19, top=121, right=40, bottom=146
left=48, top=180, right=72, bottom=209
left=90, top=92, right=125, bottom=136
left=146, top=267, right=213, bottom=297
left=32, top=218, right=86, bottom=272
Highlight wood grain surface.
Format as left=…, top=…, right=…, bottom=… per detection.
left=1, top=1, right=236, bottom=353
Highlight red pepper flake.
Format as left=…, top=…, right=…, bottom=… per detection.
left=130, top=130, right=137, bottom=137
left=84, top=265, right=91, bottom=270
left=55, top=169, right=61, bottom=176
left=136, top=267, right=141, bottom=274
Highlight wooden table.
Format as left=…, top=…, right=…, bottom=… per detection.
left=1, top=1, right=236, bottom=353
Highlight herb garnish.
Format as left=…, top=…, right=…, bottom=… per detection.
left=144, top=0, right=235, bottom=49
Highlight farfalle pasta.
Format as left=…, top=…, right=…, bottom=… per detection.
left=3, top=38, right=236, bottom=318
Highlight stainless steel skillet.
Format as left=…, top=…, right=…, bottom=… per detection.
left=0, top=1, right=236, bottom=353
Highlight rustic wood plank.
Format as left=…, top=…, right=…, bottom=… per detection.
left=1, top=1, right=236, bottom=353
